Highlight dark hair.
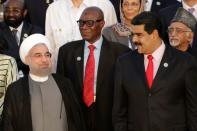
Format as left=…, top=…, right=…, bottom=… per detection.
left=131, top=11, right=163, bottom=38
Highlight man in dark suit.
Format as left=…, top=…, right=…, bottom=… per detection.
left=0, top=0, right=43, bottom=77
left=113, top=12, right=197, bottom=131
left=57, top=7, right=130, bottom=131
left=1, top=34, right=86, bottom=131
left=24, top=0, right=54, bottom=31
left=147, top=0, right=180, bottom=13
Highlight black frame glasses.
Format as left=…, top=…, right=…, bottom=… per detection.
left=77, top=19, right=103, bottom=27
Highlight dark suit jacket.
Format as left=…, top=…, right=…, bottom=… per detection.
left=191, top=24, right=197, bottom=56
left=1, top=74, right=86, bottom=131
left=113, top=45, right=197, bottom=131
left=0, top=21, right=43, bottom=75
left=57, top=37, right=130, bottom=131
left=24, top=0, right=54, bottom=31
left=151, top=0, right=180, bottom=13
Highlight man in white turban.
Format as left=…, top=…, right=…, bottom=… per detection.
left=1, top=34, right=86, bottom=131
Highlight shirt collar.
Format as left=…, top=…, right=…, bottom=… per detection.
left=85, top=35, right=103, bottom=50
left=145, top=41, right=165, bottom=61
left=29, top=73, right=49, bottom=82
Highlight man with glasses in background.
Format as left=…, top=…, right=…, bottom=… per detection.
left=45, top=0, right=117, bottom=72
left=168, top=7, right=197, bottom=53
left=57, top=6, right=130, bottom=131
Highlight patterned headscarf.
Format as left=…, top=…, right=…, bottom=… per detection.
left=112, top=0, right=145, bottom=36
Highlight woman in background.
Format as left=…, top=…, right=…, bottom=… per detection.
left=0, top=39, right=18, bottom=120
left=103, top=0, right=144, bottom=50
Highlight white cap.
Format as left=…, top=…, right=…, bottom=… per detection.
left=19, top=34, right=51, bottom=65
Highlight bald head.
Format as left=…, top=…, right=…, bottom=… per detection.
left=4, top=0, right=25, bottom=9
left=81, top=6, right=104, bottom=20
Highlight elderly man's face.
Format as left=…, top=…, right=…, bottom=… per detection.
left=78, top=9, right=105, bottom=43
left=26, top=44, right=52, bottom=76
left=168, top=22, right=193, bottom=50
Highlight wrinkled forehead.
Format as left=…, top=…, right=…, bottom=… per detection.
left=169, top=21, right=191, bottom=29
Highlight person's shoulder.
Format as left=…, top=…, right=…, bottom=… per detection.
left=166, top=45, right=195, bottom=64
left=0, top=22, right=7, bottom=28
left=104, top=37, right=130, bottom=51
left=59, top=40, right=84, bottom=50
left=117, top=49, right=138, bottom=63
left=7, top=76, right=27, bottom=90
left=103, top=25, right=113, bottom=32
left=23, top=21, right=44, bottom=34
left=0, top=54, right=16, bottom=64
left=103, top=24, right=116, bottom=34
left=159, top=2, right=181, bottom=14
left=52, top=73, right=72, bottom=85
left=0, top=54, right=13, bottom=59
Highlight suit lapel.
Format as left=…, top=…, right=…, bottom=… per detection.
left=20, top=21, right=32, bottom=45
left=151, top=45, right=173, bottom=92
left=134, top=53, right=150, bottom=91
left=21, top=76, right=33, bottom=131
left=96, top=39, right=115, bottom=94
left=1, top=23, right=19, bottom=49
left=74, top=41, right=85, bottom=90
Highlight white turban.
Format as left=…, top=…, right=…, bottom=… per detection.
left=19, top=34, right=51, bottom=65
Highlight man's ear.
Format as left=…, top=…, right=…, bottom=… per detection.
left=24, top=55, right=29, bottom=65
left=23, top=9, right=28, bottom=17
left=100, top=20, right=105, bottom=29
left=187, top=32, right=194, bottom=44
left=152, top=29, right=159, bottom=39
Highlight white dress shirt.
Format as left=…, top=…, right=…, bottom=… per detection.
left=144, top=41, right=165, bottom=78
left=182, top=0, right=197, bottom=19
left=84, top=36, right=103, bottom=96
left=45, top=0, right=117, bottom=72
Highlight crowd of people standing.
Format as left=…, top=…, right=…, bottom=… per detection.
left=0, top=0, right=197, bottom=131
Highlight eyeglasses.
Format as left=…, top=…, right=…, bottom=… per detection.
left=31, top=52, right=52, bottom=59
left=122, top=2, right=140, bottom=8
left=77, top=19, right=103, bottom=27
left=167, top=28, right=192, bottom=35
